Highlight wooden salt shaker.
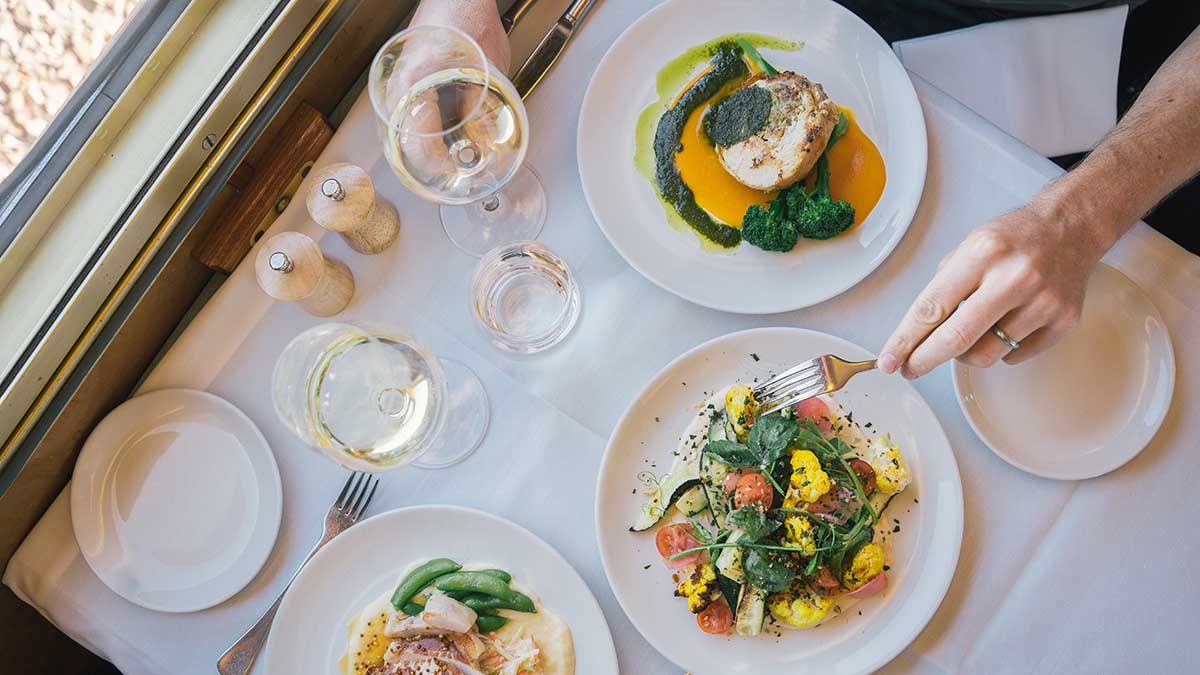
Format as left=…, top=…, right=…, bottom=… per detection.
left=255, top=232, right=354, bottom=316
left=305, top=162, right=400, bottom=254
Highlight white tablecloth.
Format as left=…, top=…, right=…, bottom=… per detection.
left=7, top=3, right=1200, bottom=673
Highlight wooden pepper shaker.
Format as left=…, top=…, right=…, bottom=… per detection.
left=305, top=162, right=400, bottom=254
left=255, top=232, right=354, bottom=316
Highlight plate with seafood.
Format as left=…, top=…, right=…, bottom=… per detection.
left=264, top=505, right=616, bottom=675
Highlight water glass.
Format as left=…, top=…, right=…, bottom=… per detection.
left=471, top=241, right=581, bottom=354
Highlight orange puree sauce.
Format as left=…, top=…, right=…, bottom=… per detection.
left=825, top=108, right=886, bottom=228
left=673, top=65, right=886, bottom=232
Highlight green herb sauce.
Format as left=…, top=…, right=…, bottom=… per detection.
left=704, top=85, right=773, bottom=147
left=633, top=33, right=801, bottom=250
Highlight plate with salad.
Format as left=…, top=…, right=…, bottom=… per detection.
left=595, top=327, right=962, bottom=674
left=577, top=0, right=926, bottom=313
left=264, top=505, right=617, bottom=675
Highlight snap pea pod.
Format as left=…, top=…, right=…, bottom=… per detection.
left=475, top=615, right=510, bottom=633
left=461, top=591, right=537, bottom=614
left=401, top=602, right=424, bottom=616
left=442, top=590, right=473, bottom=601
left=434, top=571, right=512, bottom=599
left=390, top=558, right=462, bottom=610
left=478, top=568, right=512, bottom=583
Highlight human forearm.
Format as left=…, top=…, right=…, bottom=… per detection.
left=1033, top=25, right=1200, bottom=254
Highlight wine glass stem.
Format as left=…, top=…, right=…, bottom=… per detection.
left=481, top=195, right=501, bottom=212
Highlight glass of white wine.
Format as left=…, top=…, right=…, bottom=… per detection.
left=272, top=323, right=489, bottom=471
left=368, top=24, right=546, bottom=257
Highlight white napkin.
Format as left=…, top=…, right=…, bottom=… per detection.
left=893, top=6, right=1128, bottom=157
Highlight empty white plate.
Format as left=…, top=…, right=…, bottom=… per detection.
left=71, top=388, right=283, bottom=612
left=954, top=264, right=1175, bottom=480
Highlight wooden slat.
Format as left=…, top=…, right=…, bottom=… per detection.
left=192, top=101, right=333, bottom=273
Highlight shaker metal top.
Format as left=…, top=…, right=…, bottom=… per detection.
left=321, top=178, right=346, bottom=201
left=268, top=251, right=294, bottom=273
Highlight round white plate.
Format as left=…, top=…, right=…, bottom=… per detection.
left=596, top=327, right=962, bottom=675
left=71, top=388, right=282, bottom=613
left=953, top=264, right=1175, bottom=480
left=577, top=0, right=927, bottom=314
left=264, top=505, right=617, bottom=674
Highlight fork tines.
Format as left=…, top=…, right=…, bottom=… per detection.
left=753, top=357, right=829, bottom=417
left=336, top=472, right=379, bottom=521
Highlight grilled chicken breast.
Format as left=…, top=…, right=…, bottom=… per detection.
left=716, top=72, right=839, bottom=191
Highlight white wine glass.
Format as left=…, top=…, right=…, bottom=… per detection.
left=272, top=323, right=489, bottom=471
left=369, top=24, right=546, bottom=257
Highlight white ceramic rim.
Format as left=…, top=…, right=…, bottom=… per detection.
left=951, top=264, right=1176, bottom=480
left=69, top=388, right=283, bottom=613
left=595, top=326, right=963, bottom=674
left=576, top=0, right=928, bottom=314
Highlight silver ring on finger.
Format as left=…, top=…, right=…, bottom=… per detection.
left=991, top=325, right=1021, bottom=350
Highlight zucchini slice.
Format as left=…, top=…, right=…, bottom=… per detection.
left=714, top=531, right=745, bottom=583
left=674, top=484, right=709, bottom=516
left=734, top=585, right=767, bottom=637
left=715, top=572, right=741, bottom=613
left=699, top=452, right=732, bottom=531
left=630, top=445, right=702, bottom=532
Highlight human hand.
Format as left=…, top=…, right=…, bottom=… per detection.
left=411, top=0, right=511, bottom=73
left=877, top=199, right=1112, bottom=378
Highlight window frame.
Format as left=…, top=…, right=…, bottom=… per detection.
left=0, top=0, right=359, bottom=486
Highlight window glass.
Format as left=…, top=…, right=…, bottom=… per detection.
left=0, top=1, right=139, bottom=181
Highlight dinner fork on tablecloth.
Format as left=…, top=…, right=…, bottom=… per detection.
left=217, top=472, right=379, bottom=674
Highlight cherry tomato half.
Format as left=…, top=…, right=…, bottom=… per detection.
left=811, top=565, right=841, bottom=597
left=697, top=600, right=734, bottom=634
left=794, top=397, right=833, bottom=435
left=734, top=472, right=773, bottom=510
left=655, top=523, right=701, bottom=569
left=847, top=458, right=877, bottom=495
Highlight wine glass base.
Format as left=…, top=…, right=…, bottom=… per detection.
left=413, top=358, right=489, bottom=469
left=440, top=165, right=547, bottom=257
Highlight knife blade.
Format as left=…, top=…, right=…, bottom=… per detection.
left=511, top=0, right=597, bottom=99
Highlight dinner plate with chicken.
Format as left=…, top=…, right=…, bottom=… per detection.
left=264, top=505, right=616, bottom=675
left=578, top=0, right=927, bottom=313
left=596, top=327, right=962, bottom=674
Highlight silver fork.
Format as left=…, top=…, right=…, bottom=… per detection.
left=217, top=472, right=379, bottom=675
left=754, top=355, right=878, bottom=416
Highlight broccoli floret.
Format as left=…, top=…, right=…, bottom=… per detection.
left=742, top=199, right=798, bottom=252
left=739, top=112, right=854, bottom=251
left=791, top=154, right=855, bottom=240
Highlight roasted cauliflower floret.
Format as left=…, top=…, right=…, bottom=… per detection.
left=768, top=581, right=834, bottom=628
left=782, top=515, right=817, bottom=554
left=842, top=542, right=885, bottom=591
left=789, top=449, right=831, bottom=503
left=725, top=384, right=757, bottom=438
left=867, top=436, right=912, bottom=495
left=675, top=563, right=718, bottom=613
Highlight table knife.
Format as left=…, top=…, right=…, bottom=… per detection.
left=511, top=0, right=597, bottom=99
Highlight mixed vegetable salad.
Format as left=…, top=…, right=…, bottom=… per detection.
left=632, top=385, right=913, bottom=636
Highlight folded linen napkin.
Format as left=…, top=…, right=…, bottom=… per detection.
left=893, top=5, right=1128, bottom=157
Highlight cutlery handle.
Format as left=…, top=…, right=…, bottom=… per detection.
left=216, top=593, right=286, bottom=675
left=564, top=0, right=596, bottom=26
left=216, top=537, right=329, bottom=674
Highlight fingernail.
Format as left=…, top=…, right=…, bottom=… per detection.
left=878, top=353, right=897, bottom=374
